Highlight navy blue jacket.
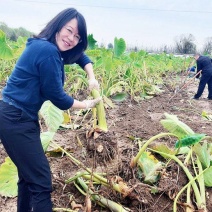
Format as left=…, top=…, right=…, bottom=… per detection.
left=196, top=56, right=212, bottom=74
left=2, top=38, right=92, bottom=120
left=195, top=55, right=212, bottom=78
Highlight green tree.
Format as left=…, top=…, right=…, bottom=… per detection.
left=0, top=22, right=33, bottom=41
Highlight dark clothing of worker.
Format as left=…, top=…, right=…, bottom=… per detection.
left=194, top=55, right=212, bottom=99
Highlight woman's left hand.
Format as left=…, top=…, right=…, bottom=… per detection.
left=88, top=78, right=100, bottom=91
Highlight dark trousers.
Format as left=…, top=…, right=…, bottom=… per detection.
left=194, top=73, right=212, bottom=99
left=0, top=101, right=52, bottom=212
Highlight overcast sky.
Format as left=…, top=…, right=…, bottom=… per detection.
left=1, top=0, right=212, bottom=50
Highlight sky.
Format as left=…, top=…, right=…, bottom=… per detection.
left=1, top=0, right=212, bottom=50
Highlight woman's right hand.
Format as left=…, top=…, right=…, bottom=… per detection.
left=82, top=97, right=102, bottom=109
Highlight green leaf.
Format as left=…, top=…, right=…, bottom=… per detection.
left=114, top=37, right=126, bottom=57
left=111, top=92, right=128, bottom=102
left=39, top=101, right=64, bottom=132
left=203, top=166, right=212, bottom=187
left=160, top=113, right=194, bottom=139
left=193, top=143, right=210, bottom=169
left=175, top=134, right=206, bottom=148
left=0, top=157, right=18, bottom=197
left=0, top=30, right=14, bottom=60
left=87, top=34, right=97, bottom=49
left=41, top=131, right=55, bottom=152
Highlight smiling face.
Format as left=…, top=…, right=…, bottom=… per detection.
left=56, top=18, right=81, bottom=51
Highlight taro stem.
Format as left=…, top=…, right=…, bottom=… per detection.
left=52, top=141, right=132, bottom=197
left=130, top=132, right=177, bottom=168
left=151, top=149, right=206, bottom=211
left=91, top=89, right=108, bottom=132
left=75, top=177, right=131, bottom=212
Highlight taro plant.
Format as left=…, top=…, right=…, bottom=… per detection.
left=130, top=113, right=212, bottom=212
left=0, top=30, right=26, bottom=60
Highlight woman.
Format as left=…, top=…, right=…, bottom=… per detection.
left=0, top=8, right=101, bottom=212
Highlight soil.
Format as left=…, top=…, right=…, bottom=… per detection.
left=0, top=78, right=212, bottom=212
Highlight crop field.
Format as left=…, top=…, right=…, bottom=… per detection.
left=0, top=30, right=212, bottom=212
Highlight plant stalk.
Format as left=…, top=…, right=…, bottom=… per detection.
left=130, top=132, right=177, bottom=168
left=91, top=89, right=108, bottom=132
left=151, top=149, right=205, bottom=210
left=52, top=141, right=131, bottom=196
left=76, top=177, right=131, bottom=212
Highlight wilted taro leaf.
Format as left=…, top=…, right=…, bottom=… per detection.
left=152, top=144, right=176, bottom=159
left=0, top=157, right=18, bottom=197
left=103, top=95, right=114, bottom=108
left=137, top=152, right=163, bottom=184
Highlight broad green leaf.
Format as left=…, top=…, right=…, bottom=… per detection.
left=160, top=113, right=194, bottom=139
left=39, top=101, right=64, bottom=132
left=114, top=37, right=126, bottom=57
left=111, top=92, right=128, bottom=102
left=87, top=34, right=97, bottom=50
left=95, top=58, right=103, bottom=68
left=175, top=134, right=206, bottom=148
left=203, top=166, right=212, bottom=187
left=137, top=152, right=162, bottom=184
left=0, top=30, right=14, bottom=59
left=104, top=57, right=113, bottom=71
left=0, top=157, right=18, bottom=197
left=12, top=36, right=27, bottom=57
left=41, top=131, right=55, bottom=152
left=193, top=143, right=210, bottom=169
left=138, top=50, right=148, bottom=57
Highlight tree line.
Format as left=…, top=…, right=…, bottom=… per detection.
left=1, top=22, right=212, bottom=55
left=0, top=22, right=33, bottom=42
left=126, top=34, right=212, bottom=55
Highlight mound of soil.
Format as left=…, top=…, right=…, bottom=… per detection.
left=0, top=79, right=212, bottom=212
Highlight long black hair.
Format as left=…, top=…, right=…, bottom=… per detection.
left=34, top=8, right=88, bottom=64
